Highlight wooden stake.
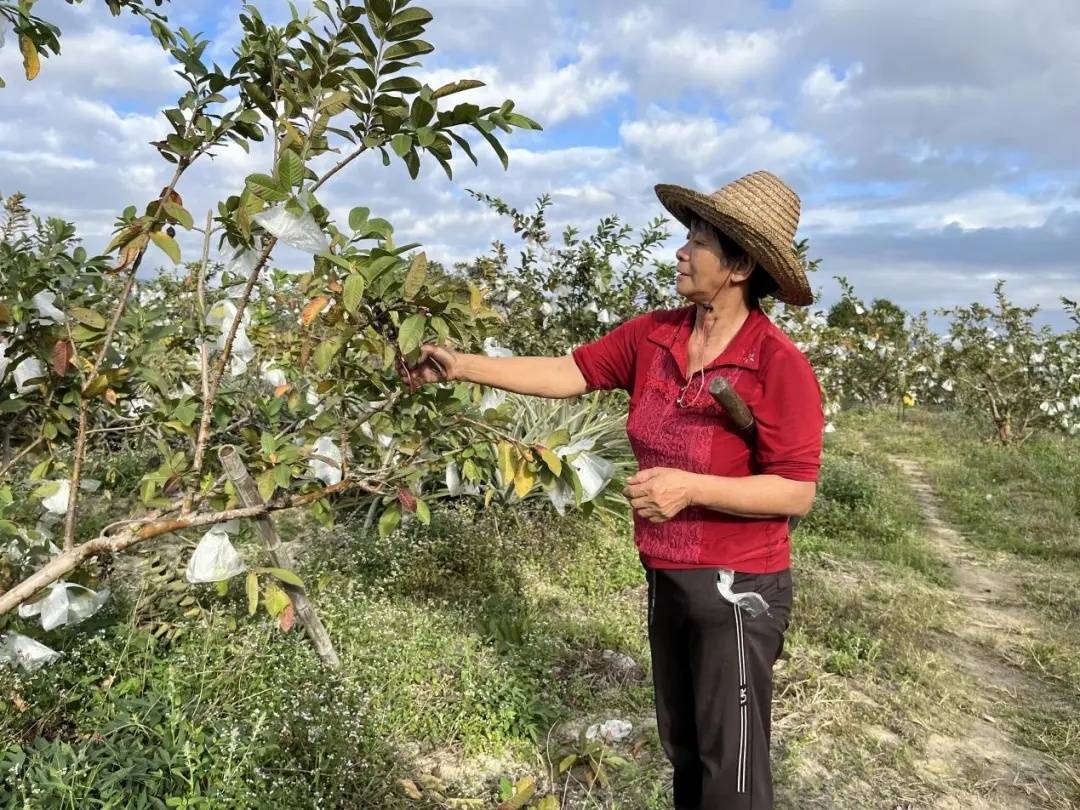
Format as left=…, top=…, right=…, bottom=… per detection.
left=218, top=445, right=341, bottom=669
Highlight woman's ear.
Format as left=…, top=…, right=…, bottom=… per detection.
left=729, top=254, right=756, bottom=282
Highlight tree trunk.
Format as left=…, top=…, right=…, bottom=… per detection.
left=217, top=445, right=341, bottom=669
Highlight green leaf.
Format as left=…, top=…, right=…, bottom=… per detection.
left=368, top=0, right=392, bottom=25
left=544, top=428, right=572, bottom=448
left=497, top=441, right=516, bottom=484
left=475, top=124, right=509, bottom=170
left=397, top=314, right=427, bottom=355
left=319, top=89, right=352, bottom=115
left=411, top=95, right=435, bottom=127
left=343, top=273, right=366, bottom=313
left=0, top=398, right=28, bottom=414
left=83, top=374, right=109, bottom=398
left=149, top=231, right=181, bottom=264
left=386, top=39, right=435, bottom=62
left=390, top=132, right=412, bottom=157
left=505, top=112, right=543, bottom=131
left=538, top=447, right=563, bottom=477
left=390, top=7, right=434, bottom=29
left=348, top=206, right=370, bottom=230
left=264, top=582, right=291, bottom=618
left=378, top=502, right=401, bottom=538
left=266, top=567, right=304, bottom=589
left=246, top=173, right=290, bottom=202
left=313, top=336, right=345, bottom=375
left=431, top=79, right=485, bottom=100
left=403, top=252, right=427, bottom=300
left=163, top=202, right=194, bottom=230
left=403, top=148, right=420, bottom=179
left=380, top=76, right=423, bottom=95
left=415, top=498, right=431, bottom=526
left=246, top=573, right=259, bottom=615
left=414, top=127, right=436, bottom=149
left=70, top=307, right=107, bottom=330
left=33, top=481, right=62, bottom=501
left=257, top=468, right=277, bottom=501
left=277, top=148, right=305, bottom=187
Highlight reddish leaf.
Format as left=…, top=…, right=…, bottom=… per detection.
left=397, top=487, right=417, bottom=513
left=105, top=389, right=118, bottom=406
left=273, top=383, right=292, bottom=398
left=278, top=602, right=296, bottom=633
left=301, top=295, right=329, bottom=327
left=51, top=340, right=73, bottom=375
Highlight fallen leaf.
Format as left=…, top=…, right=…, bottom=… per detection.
left=274, top=383, right=292, bottom=398
left=10, top=693, right=28, bottom=713
left=398, top=779, right=423, bottom=800
left=496, top=776, right=536, bottom=810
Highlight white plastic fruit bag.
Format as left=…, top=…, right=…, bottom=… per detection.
left=0, top=633, right=60, bottom=672
left=308, top=436, right=343, bottom=485
left=254, top=203, right=329, bottom=254
left=556, top=438, right=614, bottom=503
left=185, top=528, right=245, bottom=583
left=18, top=581, right=110, bottom=631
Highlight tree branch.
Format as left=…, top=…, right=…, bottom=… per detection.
left=0, top=476, right=383, bottom=616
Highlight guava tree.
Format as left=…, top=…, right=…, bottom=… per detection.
left=0, top=0, right=626, bottom=666
left=936, top=281, right=1080, bottom=444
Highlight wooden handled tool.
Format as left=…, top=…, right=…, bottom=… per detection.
left=709, top=376, right=755, bottom=434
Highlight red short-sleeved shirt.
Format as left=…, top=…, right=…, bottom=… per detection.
left=571, top=304, right=824, bottom=573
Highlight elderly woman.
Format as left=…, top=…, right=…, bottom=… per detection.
left=406, top=171, right=823, bottom=810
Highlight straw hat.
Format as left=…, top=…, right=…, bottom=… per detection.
left=655, top=170, right=812, bottom=306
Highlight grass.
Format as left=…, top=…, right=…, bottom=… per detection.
left=2, top=407, right=1078, bottom=808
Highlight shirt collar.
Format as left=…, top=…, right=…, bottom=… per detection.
left=646, top=305, right=766, bottom=381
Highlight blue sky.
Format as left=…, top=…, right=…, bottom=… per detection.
left=1, top=0, right=1079, bottom=330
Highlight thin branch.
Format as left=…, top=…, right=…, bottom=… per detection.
left=184, top=209, right=218, bottom=513
left=311, top=145, right=368, bottom=193
left=0, top=476, right=383, bottom=616
left=0, top=435, right=44, bottom=478
left=61, top=153, right=190, bottom=550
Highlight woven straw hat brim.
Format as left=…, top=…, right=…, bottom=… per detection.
left=655, top=183, right=813, bottom=306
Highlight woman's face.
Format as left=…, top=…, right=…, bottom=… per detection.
left=675, top=221, right=733, bottom=305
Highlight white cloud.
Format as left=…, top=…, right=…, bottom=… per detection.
left=613, top=7, right=787, bottom=97
left=801, top=61, right=863, bottom=107
left=620, top=110, right=821, bottom=186
left=420, top=46, right=627, bottom=126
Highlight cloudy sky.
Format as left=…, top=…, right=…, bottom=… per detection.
left=1, top=0, right=1079, bottom=329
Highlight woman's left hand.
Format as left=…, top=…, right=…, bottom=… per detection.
left=624, top=467, right=695, bottom=523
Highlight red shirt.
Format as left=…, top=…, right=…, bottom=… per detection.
left=571, top=304, right=824, bottom=573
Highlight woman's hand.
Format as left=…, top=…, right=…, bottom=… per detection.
left=624, top=467, right=695, bottom=523
left=399, top=344, right=462, bottom=391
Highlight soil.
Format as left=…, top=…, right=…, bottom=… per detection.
left=889, top=456, right=1072, bottom=810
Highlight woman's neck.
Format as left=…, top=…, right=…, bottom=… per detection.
left=693, top=297, right=753, bottom=343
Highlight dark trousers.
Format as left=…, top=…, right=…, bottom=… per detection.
left=646, top=567, right=793, bottom=810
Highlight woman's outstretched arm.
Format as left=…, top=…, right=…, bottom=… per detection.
left=404, top=344, right=589, bottom=399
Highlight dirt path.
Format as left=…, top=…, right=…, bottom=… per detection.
left=889, top=456, right=1071, bottom=810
